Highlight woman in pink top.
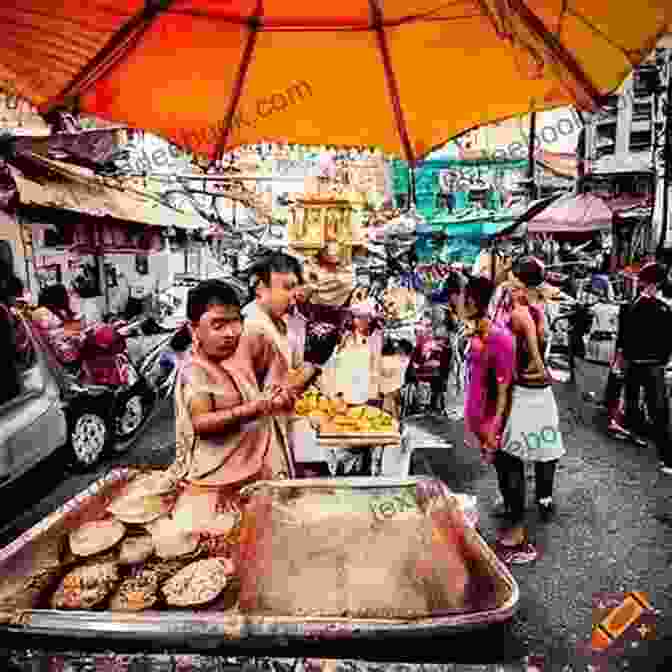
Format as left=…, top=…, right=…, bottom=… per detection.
left=463, top=276, right=515, bottom=467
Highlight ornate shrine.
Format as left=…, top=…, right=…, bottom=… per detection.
left=288, top=197, right=354, bottom=263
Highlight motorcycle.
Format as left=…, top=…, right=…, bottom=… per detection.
left=32, top=317, right=182, bottom=470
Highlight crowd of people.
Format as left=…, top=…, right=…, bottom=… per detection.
left=3, top=243, right=672, bottom=566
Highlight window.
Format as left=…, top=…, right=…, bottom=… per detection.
left=595, top=144, right=616, bottom=159
left=0, top=307, right=36, bottom=405
left=629, top=130, right=652, bottom=152
left=596, top=121, right=617, bottom=142
left=436, top=193, right=451, bottom=209
left=632, top=65, right=659, bottom=98
left=596, top=96, right=620, bottom=122
left=632, top=102, right=652, bottom=122
left=396, top=194, right=409, bottom=210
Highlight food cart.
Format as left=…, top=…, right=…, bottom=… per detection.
left=0, top=467, right=518, bottom=657
left=293, top=389, right=406, bottom=477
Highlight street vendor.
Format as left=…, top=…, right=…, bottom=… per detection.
left=294, top=241, right=356, bottom=366
left=241, top=252, right=324, bottom=474
left=170, top=279, right=313, bottom=518
left=321, top=298, right=384, bottom=407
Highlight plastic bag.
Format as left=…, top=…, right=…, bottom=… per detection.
left=236, top=481, right=494, bottom=619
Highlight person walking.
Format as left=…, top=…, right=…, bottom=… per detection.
left=615, top=262, right=672, bottom=475
left=494, top=257, right=566, bottom=563
left=462, top=276, right=515, bottom=469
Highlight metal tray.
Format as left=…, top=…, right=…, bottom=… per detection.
left=0, top=468, right=519, bottom=645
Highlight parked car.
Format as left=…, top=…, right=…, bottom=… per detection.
left=0, top=313, right=170, bottom=482
left=0, top=312, right=68, bottom=488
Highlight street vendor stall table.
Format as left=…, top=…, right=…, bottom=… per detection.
left=0, top=468, right=516, bottom=665
left=320, top=425, right=408, bottom=478
left=292, top=411, right=407, bottom=477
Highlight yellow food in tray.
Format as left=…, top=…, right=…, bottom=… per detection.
left=294, top=390, right=396, bottom=434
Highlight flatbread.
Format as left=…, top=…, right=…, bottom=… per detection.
left=146, top=516, right=200, bottom=560
left=107, top=494, right=174, bottom=524
left=69, top=520, right=126, bottom=557
left=162, top=559, right=229, bottom=607
left=125, top=471, right=177, bottom=497
left=171, top=489, right=237, bottom=536
left=118, top=535, right=155, bottom=565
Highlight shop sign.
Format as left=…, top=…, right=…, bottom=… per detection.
left=274, top=159, right=321, bottom=178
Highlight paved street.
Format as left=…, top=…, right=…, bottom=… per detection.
left=0, top=361, right=671, bottom=670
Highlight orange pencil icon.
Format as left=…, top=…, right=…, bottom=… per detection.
left=591, top=591, right=652, bottom=651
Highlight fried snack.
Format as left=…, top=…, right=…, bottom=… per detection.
left=162, top=559, right=229, bottom=607
left=140, top=556, right=198, bottom=585
left=109, top=573, right=159, bottom=612
left=50, top=560, right=119, bottom=609
left=0, top=567, right=64, bottom=610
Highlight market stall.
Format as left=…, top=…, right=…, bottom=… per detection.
left=293, top=387, right=404, bottom=477
left=0, top=467, right=517, bottom=651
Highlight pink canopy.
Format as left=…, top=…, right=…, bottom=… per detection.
left=528, top=194, right=613, bottom=233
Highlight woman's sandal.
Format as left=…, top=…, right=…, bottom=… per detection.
left=495, top=539, right=539, bottom=565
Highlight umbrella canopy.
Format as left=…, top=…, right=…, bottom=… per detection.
left=1, top=2, right=670, bottom=161
left=527, top=193, right=613, bottom=233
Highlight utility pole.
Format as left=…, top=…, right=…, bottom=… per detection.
left=527, top=111, right=538, bottom=201
left=659, top=51, right=672, bottom=255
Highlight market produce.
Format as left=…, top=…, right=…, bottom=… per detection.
left=50, top=559, right=120, bottom=609
left=161, top=558, right=230, bottom=607
left=69, top=520, right=126, bottom=557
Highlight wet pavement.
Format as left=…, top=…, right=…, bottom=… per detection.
left=1, top=361, right=671, bottom=671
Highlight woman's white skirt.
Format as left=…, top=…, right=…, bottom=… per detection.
left=500, top=385, right=566, bottom=462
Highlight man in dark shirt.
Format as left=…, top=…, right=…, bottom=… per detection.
left=615, top=262, right=672, bottom=474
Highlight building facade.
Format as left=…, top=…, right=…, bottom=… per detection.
left=581, top=35, right=672, bottom=256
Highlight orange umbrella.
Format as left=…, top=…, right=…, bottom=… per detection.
left=1, top=2, right=670, bottom=161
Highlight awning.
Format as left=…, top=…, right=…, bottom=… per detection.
left=527, top=193, right=613, bottom=233
left=11, top=127, right=127, bottom=167
left=492, top=193, right=566, bottom=238
left=10, top=152, right=204, bottom=230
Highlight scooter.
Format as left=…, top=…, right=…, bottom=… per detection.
left=32, top=316, right=178, bottom=470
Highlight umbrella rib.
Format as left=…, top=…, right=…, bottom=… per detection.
left=41, top=0, right=175, bottom=115
left=368, top=0, right=415, bottom=165
left=214, top=1, right=264, bottom=159
left=508, top=0, right=602, bottom=109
